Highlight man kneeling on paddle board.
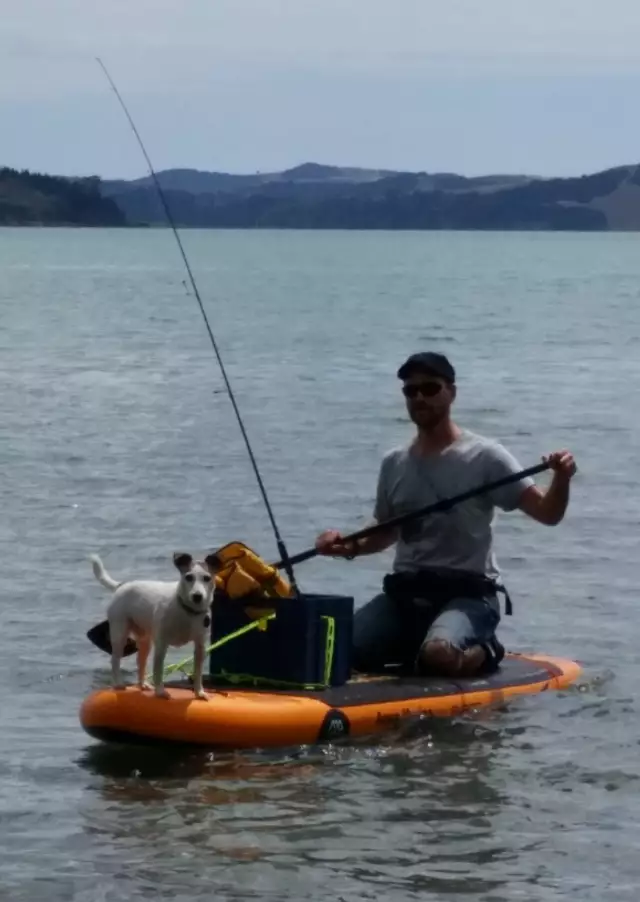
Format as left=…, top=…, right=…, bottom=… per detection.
left=315, top=352, right=576, bottom=678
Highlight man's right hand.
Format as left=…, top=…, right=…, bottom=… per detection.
left=315, top=529, right=357, bottom=558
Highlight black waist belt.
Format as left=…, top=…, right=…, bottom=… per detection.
left=383, top=568, right=513, bottom=616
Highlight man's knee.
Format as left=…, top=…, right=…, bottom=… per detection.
left=418, top=639, right=488, bottom=677
left=419, top=639, right=463, bottom=675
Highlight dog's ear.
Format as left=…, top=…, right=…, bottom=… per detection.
left=173, top=552, right=193, bottom=573
left=204, top=552, right=222, bottom=574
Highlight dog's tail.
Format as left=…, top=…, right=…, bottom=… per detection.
left=90, top=554, right=121, bottom=591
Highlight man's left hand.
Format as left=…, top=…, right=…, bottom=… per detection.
left=544, top=449, right=577, bottom=482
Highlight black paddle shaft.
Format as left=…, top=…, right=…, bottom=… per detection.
left=276, top=460, right=551, bottom=567
left=87, top=460, right=550, bottom=655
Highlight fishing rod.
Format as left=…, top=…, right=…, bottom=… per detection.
left=95, top=57, right=299, bottom=592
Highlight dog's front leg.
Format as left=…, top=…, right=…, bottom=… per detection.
left=152, top=642, right=171, bottom=699
left=192, top=640, right=208, bottom=701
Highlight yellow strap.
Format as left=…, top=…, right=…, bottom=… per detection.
left=163, top=613, right=276, bottom=679
left=322, top=615, right=335, bottom=686
left=209, top=669, right=328, bottom=691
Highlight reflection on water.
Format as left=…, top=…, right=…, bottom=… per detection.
left=73, top=712, right=511, bottom=898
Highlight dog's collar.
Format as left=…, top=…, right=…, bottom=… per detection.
left=177, top=596, right=206, bottom=618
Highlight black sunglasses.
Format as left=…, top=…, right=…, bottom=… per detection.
left=402, top=381, right=445, bottom=399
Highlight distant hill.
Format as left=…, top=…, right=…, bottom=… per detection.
left=101, top=161, right=640, bottom=231
left=100, top=162, right=532, bottom=200
left=4, top=161, right=640, bottom=230
left=0, top=167, right=125, bottom=226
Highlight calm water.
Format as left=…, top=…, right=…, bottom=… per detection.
left=1, top=227, right=639, bottom=901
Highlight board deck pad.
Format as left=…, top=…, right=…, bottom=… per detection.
left=197, top=655, right=564, bottom=706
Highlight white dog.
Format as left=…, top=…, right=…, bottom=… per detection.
left=90, top=551, right=220, bottom=700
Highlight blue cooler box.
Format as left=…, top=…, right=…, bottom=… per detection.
left=208, top=591, right=354, bottom=688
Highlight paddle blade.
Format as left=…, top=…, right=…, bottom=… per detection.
left=86, top=620, right=138, bottom=657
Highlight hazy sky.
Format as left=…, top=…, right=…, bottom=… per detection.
left=2, top=0, right=640, bottom=179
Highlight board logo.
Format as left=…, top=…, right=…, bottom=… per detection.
left=318, top=709, right=350, bottom=742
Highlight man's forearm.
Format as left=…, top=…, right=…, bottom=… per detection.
left=350, top=525, right=397, bottom=556
left=541, top=475, right=571, bottom=524
left=527, top=474, right=571, bottom=526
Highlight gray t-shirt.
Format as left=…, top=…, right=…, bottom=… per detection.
left=374, top=430, right=535, bottom=579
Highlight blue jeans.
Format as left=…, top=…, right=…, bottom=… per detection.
left=352, top=591, right=501, bottom=673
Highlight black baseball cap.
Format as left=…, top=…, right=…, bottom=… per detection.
left=397, top=352, right=456, bottom=384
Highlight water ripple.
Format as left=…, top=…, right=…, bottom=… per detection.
left=1, top=228, right=639, bottom=901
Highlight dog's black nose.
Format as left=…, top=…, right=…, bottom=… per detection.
left=191, top=592, right=203, bottom=603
